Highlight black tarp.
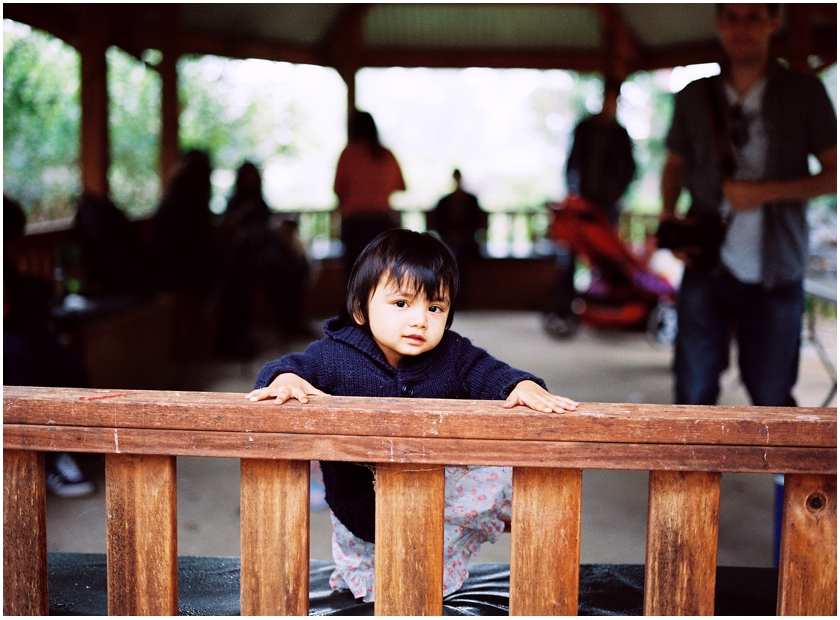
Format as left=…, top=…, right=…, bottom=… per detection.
left=47, top=553, right=778, bottom=616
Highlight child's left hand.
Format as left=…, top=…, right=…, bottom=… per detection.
left=503, top=380, right=578, bottom=413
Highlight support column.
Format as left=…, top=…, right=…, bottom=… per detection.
left=339, top=65, right=358, bottom=117
left=79, top=5, right=111, bottom=198
left=325, top=5, right=368, bottom=123
left=159, top=5, right=181, bottom=186
left=593, top=4, right=638, bottom=85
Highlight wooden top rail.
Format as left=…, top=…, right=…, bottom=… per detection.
left=4, top=386, right=837, bottom=617
left=4, top=386, right=835, bottom=474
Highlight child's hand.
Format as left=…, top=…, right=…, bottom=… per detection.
left=246, top=373, right=326, bottom=404
left=503, top=380, right=578, bottom=413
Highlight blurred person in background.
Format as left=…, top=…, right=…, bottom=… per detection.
left=565, top=78, right=636, bottom=227
left=4, top=195, right=95, bottom=498
left=334, top=110, right=405, bottom=280
left=430, top=169, right=487, bottom=308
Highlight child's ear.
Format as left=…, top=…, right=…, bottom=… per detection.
left=352, top=309, right=366, bottom=326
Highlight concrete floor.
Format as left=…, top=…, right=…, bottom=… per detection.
left=47, top=311, right=836, bottom=569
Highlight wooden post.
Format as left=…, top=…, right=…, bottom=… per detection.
left=510, top=467, right=582, bottom=615
left=344, top=67, right=357, bottom=117
left=325, top=5, right=367, bottom=121
left=644, top=470, right=721, bottom=615
left=375, top=462, right=445, bottom=615
left=79, top=5, right=111, bottom=198
left=240, top=459, right=310, bottom=616
left=593, top=4, right=638, bottom=84
left=105, top=453, right=178, bottom=615
left=3, top=450, right=48, bottom=616
left=777, top=473, right=837, bottom=615
left=159, top=4, right=181, bottom=187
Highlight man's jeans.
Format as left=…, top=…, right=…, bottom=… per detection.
left=674, top=267, right=804, bottom=406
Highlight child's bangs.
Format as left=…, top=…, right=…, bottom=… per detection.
left=386, top=259, right=451, bottom=303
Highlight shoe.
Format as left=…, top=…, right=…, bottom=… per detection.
left=310, top=461, right=328, bottom=511
left=310, top=481, right=328, bottom=512
left=46, top=453, right=95, bottom=498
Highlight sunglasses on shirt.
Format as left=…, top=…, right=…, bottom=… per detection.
left=729, top=104, right=749, bottom=149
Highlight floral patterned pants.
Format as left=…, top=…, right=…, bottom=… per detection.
left=328, top=466, right=512, bottom=602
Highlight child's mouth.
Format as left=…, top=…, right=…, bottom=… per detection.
left=403, top=334, right=426, bottom=345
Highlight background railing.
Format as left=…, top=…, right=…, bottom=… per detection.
left=6, top=208, right=660, bottom=284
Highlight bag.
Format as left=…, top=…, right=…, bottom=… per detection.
left=655, top=216, right=727, bottom=270
left=655, top=79, right=734, bottom=270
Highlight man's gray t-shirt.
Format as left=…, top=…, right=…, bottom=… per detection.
left=666, top=60, right=836, bottom=288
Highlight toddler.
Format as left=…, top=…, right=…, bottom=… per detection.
left=247, top=229, right=577, bottom=601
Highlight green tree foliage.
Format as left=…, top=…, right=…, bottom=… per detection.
left=178, top=56, right=297, bottom=171
left=177, top=55, right=343, bottom=214
left=3, top=21, right=80, bottom=222
left=107, top=47, right=161, bottom=217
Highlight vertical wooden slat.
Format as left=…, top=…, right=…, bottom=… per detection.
left=240, top=459, right=310, bottom=616
left=375, top=462, right=445, bottom=615
left=79, top=4, right=111, bottom=197
left=644, top=470, right=720, bottom=616
left=510, top=466, right=582, bottom=615
left=3, top=450, right=48, bottom=615
left=105, top=453, right=178, bottom=615
left=777, top=473, right=837, bottom=616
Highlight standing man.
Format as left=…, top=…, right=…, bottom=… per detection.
left=659, top=3, right=836, bottom=406
left=566, top=77, right=636, bottom=226
left=430, top=169, right=487, bottom=307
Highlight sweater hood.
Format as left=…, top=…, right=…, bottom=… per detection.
left=323, top=316, right=388, bottom=367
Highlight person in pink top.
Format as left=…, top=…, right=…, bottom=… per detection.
left=334, top=110, right=406, bottom=277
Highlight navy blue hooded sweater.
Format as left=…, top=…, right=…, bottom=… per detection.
left=254, top=317, right=546, bottom=543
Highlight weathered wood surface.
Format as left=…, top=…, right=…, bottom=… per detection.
left=4, top=423, right=834, bottom=474
left=4, top=386, right=834, bottom=447
left=240, top=459, right=310, bottom=616
left=510, top=467, right=582, bottom=615
left=375, top=463, right=445, bottom=615
left=777, top=473, right=837, bottom=616
left=3, top=450, right=48, bottom=616
left=4, top=387, right=836, bottom=475
left=105, top=453, right=178, bottom=615
left=3, top=386, right=837, bottom=617
left=644, top=471, right=721, bottom=615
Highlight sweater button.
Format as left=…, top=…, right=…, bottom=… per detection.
left=401, top=384, right=414, bottom=397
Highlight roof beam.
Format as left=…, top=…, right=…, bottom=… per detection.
left=360, top=48, right=603, bottom=73
left=3, top=4, right=78, bottom=47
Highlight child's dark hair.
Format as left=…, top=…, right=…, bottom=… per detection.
left=340, top=229, right=460, bottom=329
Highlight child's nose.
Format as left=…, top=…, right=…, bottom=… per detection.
left=409, top=307, right=427, bottom=327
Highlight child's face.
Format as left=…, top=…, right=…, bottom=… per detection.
left=363, top=274, right=450, bottom=369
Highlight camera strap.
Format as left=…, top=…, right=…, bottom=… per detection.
left=703, top=78, right=736, bottom=232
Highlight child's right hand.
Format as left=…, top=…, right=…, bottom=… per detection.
left=246, top=373, right=326, bottom=404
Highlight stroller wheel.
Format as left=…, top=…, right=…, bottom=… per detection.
left=542, top=311, right=579, bottom=339
left=646, top=301, right=678, bottom=348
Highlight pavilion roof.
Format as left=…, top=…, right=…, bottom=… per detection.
left=6, top=3, right=837, bottom=75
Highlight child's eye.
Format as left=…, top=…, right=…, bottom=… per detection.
left=394, top=300, right=408, bottom=308
left=429, top=305, right=445, bottom=313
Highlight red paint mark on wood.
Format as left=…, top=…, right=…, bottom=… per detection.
left=78, top=393, right=134, bottom=402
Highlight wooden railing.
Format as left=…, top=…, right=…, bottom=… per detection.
left=3, top=386, right=836, bottom=616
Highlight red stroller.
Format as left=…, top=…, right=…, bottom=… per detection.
left=543, top=195, right=678, bottom=346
